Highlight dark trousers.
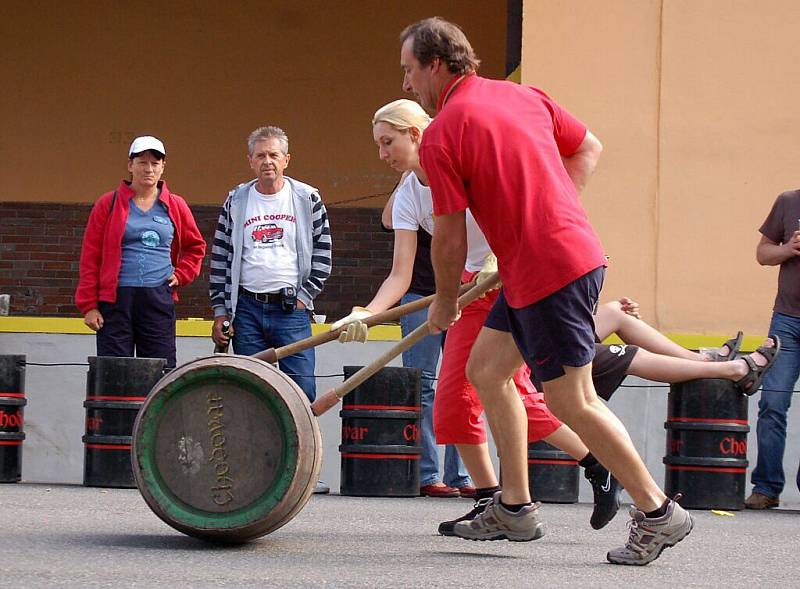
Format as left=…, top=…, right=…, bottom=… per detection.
left=97, top=284, right=177, bottom=368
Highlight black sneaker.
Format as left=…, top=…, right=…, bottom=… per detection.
left=584, top=462, right=622, bottom=529
left=438, top=497, right=492, bottom=536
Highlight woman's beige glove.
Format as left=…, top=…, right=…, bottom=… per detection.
left=330, top=307, right=372, bottom=343
left=475, top=254, right=500, bottom=296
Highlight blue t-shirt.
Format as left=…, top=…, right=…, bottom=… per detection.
left=118, top=200, right=175, bottom=287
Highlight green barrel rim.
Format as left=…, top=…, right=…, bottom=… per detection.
left=135, top=363, right=299, bottom=531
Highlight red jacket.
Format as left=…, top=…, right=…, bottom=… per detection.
left=75, top=180, right=206, bottom=314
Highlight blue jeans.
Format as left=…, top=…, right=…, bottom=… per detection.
left=752, top=312, right=800, bottom=498
left=232, top=294, right=316, bottom=402
left=400, top=292, right=471, bottom=488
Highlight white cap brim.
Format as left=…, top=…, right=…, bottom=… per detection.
left=129, top=135, right=166, bottom=157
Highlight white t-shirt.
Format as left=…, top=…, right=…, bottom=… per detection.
left=239, top=182, right=299, bottom=292
left=391, top=172, right=491, bottom=272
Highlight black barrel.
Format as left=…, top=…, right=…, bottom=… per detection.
left=527, top=440, right=579, bottom=503
left=339, top=366, right=421, bottom=497
left=83, top=356, right=166, bottom=488
left=0, top=355, right=26, bottom=483
left=664, top=378, right=749, bottom=510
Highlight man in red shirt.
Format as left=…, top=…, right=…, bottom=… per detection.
left=400, top=17, right=693, bottom=565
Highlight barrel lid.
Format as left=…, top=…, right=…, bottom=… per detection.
left=0, top=431, right=26, bottom=441
left=0, top=396, right=27, bottom=406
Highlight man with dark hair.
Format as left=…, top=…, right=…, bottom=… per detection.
left=399, top=16, right=695, bottom=565
left=747, top=189, right=800, bottom=508
left=400, top=18, right=480, bottom=76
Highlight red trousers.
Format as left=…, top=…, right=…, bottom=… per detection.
left=433, top=273, right=563, bottom=445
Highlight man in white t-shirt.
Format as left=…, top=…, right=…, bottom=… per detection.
left=209, top=125, right=332, bottom=413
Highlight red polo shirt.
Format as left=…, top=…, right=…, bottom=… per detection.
left=420, top=74, right=606, bottom=308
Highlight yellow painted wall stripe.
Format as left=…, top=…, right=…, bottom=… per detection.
left=0, top=316, right=400, bottom=340
left=0, top=316, right=766, bottom=351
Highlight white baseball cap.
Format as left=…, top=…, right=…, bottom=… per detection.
left=129, top=135, right=166, bottom=157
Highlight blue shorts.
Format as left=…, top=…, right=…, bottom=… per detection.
left=484, top=267, right=605, bottom=382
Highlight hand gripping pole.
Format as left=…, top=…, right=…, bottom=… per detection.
left=310, top=273, right=501, bottom=416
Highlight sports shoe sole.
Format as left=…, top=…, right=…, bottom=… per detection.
left=455, top=523, right=546, bottom=542
left=607, top=514, right=695, bottom=566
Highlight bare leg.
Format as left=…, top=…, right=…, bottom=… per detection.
left=544, top=424, right=590, bottom=460
left=595, top=301, right=701, bottom=360
left=627, top=348, right=772, bottom=383
left=455, top=443, right=498, bottom=489
left=544, top=364, right=666, bottom=512
left=466, top=327, right=531, bottom=504
left=457, top=428, right=590, bottom=491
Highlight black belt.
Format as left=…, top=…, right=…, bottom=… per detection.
left=239, top=287, right=282, bottom=304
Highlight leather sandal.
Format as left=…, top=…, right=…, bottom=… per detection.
left=734, top=335, right=781, bottom=396
left=716, top=331, right=744, bottom=361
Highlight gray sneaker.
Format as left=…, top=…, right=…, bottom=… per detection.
left=452, top=491, right=545, bottom=542
left=438, top=497, right=492, bottom=536
left=607, top=495, right=694, bottom=565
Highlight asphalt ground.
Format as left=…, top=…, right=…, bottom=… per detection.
left=1, top=483, right=798, bottom=588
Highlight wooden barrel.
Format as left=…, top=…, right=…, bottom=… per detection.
left=664, top=378, right=749, bottom=510
left=0, top=355, right=26, bottom=483
left=132, top=355, right=322, bottom=543
left=83, top=356, right=166, bottom=488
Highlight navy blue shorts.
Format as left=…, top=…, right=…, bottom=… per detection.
left=484, top=267, right=605, bottom=383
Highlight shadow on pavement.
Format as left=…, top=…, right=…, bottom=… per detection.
left=69, top=533, right=254, bottom=551
left=430, top=550, right=522, bottom=560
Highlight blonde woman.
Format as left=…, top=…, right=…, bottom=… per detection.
left=339, top=99, right=471, bottom=498
left=331, top=100, right=620, bottom=524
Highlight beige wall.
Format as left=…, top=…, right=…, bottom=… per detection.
left=0, top=2, right=505, bottom=207
left=522, top=0, right=800, bottom=335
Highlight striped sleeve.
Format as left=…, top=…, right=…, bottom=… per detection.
left=208, top=193, right=235, bottom=317
left=300, top=191, right=332, bottom=301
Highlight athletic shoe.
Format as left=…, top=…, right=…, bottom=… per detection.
left=584, top=462, right=623, bottom=529
left=438, top=497, right=492, bottom=536
left=606, top=495, right=694, bottom=566
left=452, top=491, right=545, bottom=542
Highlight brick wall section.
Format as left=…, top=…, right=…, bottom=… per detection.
left=0, top=202, right=393, bottom=321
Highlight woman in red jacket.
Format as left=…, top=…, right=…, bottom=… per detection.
left=75, top=136, right=206, bottom=368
